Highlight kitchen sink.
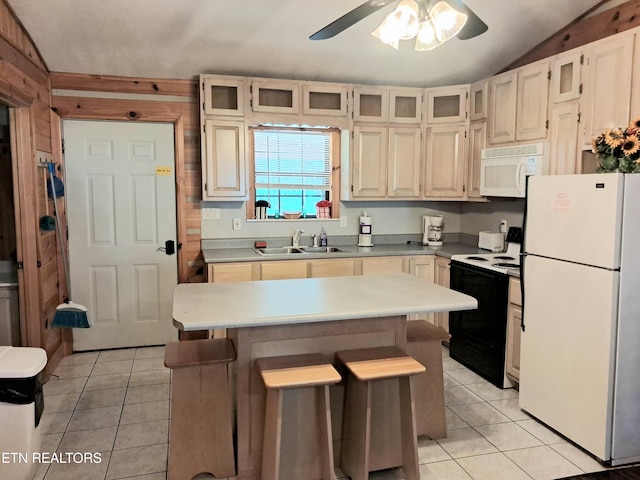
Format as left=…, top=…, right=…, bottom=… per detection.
left=254, top=247, right=305, bottom=255
left=254, top=246, right=346, bottom=255
left=298, top=246, right=345, bottom=253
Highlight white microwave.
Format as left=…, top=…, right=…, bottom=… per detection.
left=480, top=143, right=548, bottom=198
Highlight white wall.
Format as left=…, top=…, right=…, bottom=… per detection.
left=200, top=200, right=463, bottom=239
left=459, top=199, right=525, bottom=234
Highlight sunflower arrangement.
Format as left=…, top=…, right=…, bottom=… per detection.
left=592, top=117, right=640, bottom=173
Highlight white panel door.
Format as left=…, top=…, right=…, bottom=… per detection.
left=63, top=120, right=178, bottom=350
left=520, top=254, right=618, bottom=461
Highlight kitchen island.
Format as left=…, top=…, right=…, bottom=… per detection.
left=172, top=273, right=477, bottom=479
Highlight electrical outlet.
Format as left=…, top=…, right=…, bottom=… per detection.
left=340, top=216, right=348, bottom=227
left=233, top=218, right=241, bottom=230
left=500, top=220, right=508, bottom=233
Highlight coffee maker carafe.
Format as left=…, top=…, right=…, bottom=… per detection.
left=423, top=215, right=444, bottom=246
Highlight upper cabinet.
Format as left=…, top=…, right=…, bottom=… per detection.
left=201, top=119, right=246, bottom=200
left=389, top=88, right=423, bottom=124
left=469, top=81, right=488, bottom=121
left=488, top=71, right=517, bottom=144
left=466, top=121, right=487, bottom=199
left=302, top=83, right=348, bottom=116
left=424, top=124, right=466, bottom=199
left=351, top=125, right=422, bottom=199
left=550, top=50, right=583, bottom=104
left=488, top=62, right=550, bottom=144
left=353, top=87, right=422, bottom=123
left=516, top=61, right=550, bottom=141
left=202, top=76, right=245, bottom=116
left=425, top=85, right=468, bottom=124
left=251, top=80, right=300, bottom=114
left=581, top=32, right=635, bottom=148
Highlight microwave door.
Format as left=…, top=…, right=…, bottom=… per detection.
left=480, top=157, right=521, bottom=197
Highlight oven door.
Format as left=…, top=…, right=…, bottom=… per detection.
left=449, top=260, right=510, bottom=388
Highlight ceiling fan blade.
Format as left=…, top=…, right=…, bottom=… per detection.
left=450, top=0, right=488, bottom=40
left=310, top=0, right=396, bottom=40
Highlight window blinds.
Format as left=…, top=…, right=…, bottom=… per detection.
left=254, top=129, right=332, bottom=190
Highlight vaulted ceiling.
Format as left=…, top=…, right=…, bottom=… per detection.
left=7, top=0, right=624, bottom=87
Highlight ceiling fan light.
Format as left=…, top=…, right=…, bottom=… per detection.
left=371, top=13, right=401, bottom=49
left=429, top=1, right=467, bottom=42
left=393, top=0, right=420, bottom=39
left=415, top=19, right=443, bottom=51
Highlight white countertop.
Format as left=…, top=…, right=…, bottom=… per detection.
left=172, top=273, right=477, bottom=331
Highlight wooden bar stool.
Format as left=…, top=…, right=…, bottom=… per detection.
left=164, top=338, right=236, bottom=480
left=257, top=353, right=341, bottom=480
left=336, top=346, right=425, bottom=480
left=407, top=320, right=451, bottom=439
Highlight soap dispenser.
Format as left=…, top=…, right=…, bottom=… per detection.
left=319, top=227, right=328, bottom=247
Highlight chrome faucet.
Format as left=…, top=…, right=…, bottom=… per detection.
left=292, top=229, right=304, bottom=247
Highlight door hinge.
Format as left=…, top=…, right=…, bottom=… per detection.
left=462, top=184, right=466, bottom=192
left=201, top=82, right=205, bottom=91
left=202, top=124, right=206, bottom=133
left=580, top=54, right=584, bottom=65
left=577, top=112, right=582, bottom=124
left=579, top=84, right=583, bottom=95
left=351, top=185, right=354, bottom=192
left=202, top=102, right=205, bottom=111
left=37, top=260, right=41, bottom=268
left=464, top=130, right=467, bottom=138
left=547, top=70, right=551, bottom=80
left=61, top=139, right=65, bottom=154
left=545, top=119, right=549, bottom=130
left=16, top=261, right=23, bottom=270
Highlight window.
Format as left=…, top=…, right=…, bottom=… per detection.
left=248, top=126, right=340, bottom=219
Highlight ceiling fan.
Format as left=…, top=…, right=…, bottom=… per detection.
left=309, top=0, right=488, bottom=43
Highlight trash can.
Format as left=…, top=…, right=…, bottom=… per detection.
left=0, top=346, right=47, bottom=480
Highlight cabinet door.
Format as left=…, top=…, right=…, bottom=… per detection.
left=361, top=256, right=404, bottom=275
left=466, top=121, right=487, bottom=198
left=303, top=84, right=348, bottom=116
left=506, top=304, right=522, bottom=381
left=251, top=80, right=300, bottom=114
left=202, top=119, right=246, bottom=199
left=309, top=258, right=357, bottom=278
left=260, top=261, right=308, bottom=280
left=516, top=62, right=549, bottom=141
left=408, top=256, right=436, bottom=323
left=549, top=102, right=580, bottom=175
left=424, top=125, right=466, bottom=199
left=389, top=88, right=422, bottom=124
left=201, top=76, right=244, bottom=116
left=208, top=263, right=255, bottom=283
left=387, top=127, right=421, bottom=198
left=434, top=257, right=450, bottom=333
left=353, top=87, right=389, bottom=122
left=581, top=34, right=634, bottom=147
left=469, top=81, right=488, bottom=121
left=426, top=86, right=468, bottom=124
left=550, top=50, right=582, bottom=103
left=352, top=125, right=387, bottom=198
left=488, top=72, right=517, bottom=144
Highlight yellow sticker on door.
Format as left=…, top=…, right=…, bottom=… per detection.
left=156, top=166, right=173, bottom=176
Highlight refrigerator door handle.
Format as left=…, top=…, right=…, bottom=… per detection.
left=520, top=253, right=526, bottom=332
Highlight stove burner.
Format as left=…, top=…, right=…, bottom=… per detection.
left=466, top=256, right=489, bottom=261
left=493, top=262, right=520, bottom=268
left=494, top=255, right=516, bottom=260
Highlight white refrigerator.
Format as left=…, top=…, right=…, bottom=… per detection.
left=520, top=173, right=640, bottom=466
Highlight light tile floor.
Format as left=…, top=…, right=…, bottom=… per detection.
left=36, top=345, right=620, bottom=480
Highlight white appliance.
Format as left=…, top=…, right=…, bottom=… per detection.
left=480, top=143, right=547, bottom=198
left=358, top=213, right=373, bottom=247
left=478, top=231, right=505, bottom=252
left=423, top=215, right=444, bottom=246
left=520, top=173, right=640, bottom=466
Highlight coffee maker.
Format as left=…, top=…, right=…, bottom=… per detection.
left=423, top=215, right=444, bottom=246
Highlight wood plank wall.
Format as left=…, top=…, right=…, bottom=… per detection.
left=505, top=0, right=640, bottom=70
left=50, top=73, right=205, bottom=284
left=0, top=0, right=72, bottom=374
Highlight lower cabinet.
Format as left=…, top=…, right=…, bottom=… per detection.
left=309, top=258, right=357, bottom=278
left=260, top=261, right=308, bottom=280
left=360, top=256, right=404, bottom=275
left=408, top=256, right=436, bottom=323
left=506, top=277, right=522, bottom=382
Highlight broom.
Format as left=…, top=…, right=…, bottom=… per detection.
left=47, top=162, right=90, bottom=328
